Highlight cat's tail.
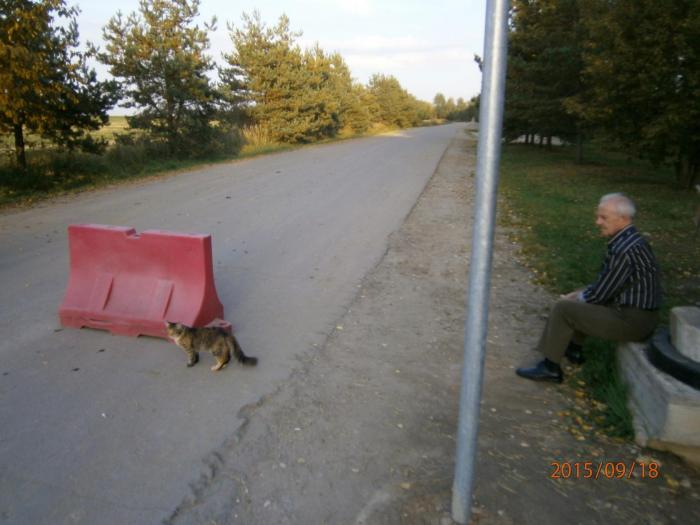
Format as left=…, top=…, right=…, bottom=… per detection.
left=232, top=335, right=258, bottom=366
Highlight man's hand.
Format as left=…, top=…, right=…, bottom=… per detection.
left=560, top=289, right=584, bottom=301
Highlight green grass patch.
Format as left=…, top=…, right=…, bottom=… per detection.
left=577, top=339, right=634, bottom=437
left=499, top=142, right=700, bottom=438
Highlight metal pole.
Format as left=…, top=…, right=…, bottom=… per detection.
left=451, top=0, right=509, bottom=523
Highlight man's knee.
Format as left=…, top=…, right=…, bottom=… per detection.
left=549, top=297, right=589, bottom=327
left=551, top=297, right=576, bottom=317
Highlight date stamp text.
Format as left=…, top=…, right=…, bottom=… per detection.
left=550, top=461, right=660, bottom=480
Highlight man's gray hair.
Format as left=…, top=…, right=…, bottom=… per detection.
left=600, top=193, right=636, bottom=218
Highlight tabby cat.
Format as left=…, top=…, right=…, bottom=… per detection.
left=165, top=321, right=258, bottom=371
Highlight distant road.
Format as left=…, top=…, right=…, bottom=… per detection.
left=0, top=123, right=465, bottom=524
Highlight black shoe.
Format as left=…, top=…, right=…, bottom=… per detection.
left=565, top=343, right=585, bottom=365
left=516, top=359, right=563, bottom=383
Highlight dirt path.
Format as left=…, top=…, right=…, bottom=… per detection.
left=168, top=129, right=700, bottom=524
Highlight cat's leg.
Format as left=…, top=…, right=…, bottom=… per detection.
left=186, top=350, right=199, bottom=367
left=211, top=346, right=227, bottom=371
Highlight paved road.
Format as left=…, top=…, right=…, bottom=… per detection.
left=0, top=123, right=464, bottom=524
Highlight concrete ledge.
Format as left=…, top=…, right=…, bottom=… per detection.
left=648, top=328, right=700, bottom=389
left=618, top=341, right=700, bottom=467
left=671, top=306, right=700, bottom=362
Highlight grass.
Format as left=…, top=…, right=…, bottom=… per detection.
left=498, top=141, right=700, bottom=438
left=0, top=144, right=238, bottom=208
left=91, top=115, right=130, bottom=141
left=0, top=117, right=285, bottom=208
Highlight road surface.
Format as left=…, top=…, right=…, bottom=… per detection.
left=0, top=123, right=465, bottom=524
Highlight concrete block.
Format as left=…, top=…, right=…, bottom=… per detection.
left=618, top=341, right=700, bottom=467
left=671, top=306, right=700, bottom=362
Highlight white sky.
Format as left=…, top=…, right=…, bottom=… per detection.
left=76, top=0, right=486, bottom=111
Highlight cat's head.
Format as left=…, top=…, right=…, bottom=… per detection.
left=165, top=321, right=187, bottom=338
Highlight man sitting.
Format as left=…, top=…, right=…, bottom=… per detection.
left=516, top=193, right=662, bottom=383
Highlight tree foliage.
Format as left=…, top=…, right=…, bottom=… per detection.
left=433, top=93, right=448, bottom=119
left=98, top=0, right=239, bottom=156
left=571, top=0, right=700, bottom=187
left=2, top=4, right=435, bottom=180
left=449, top=96, right=480, bottom=122
left=339, top=82, right=376, bottom=134
left=224, top=12, right=432, bottom=144
left=0, top=0, right=118, bottom=167
left=224, top=12, right=377, bottom=143
left=505, top=0, right=700, bottom=186
left=224, top=12, right=305, bottom=143
left=504, top=0, right=585, bottom=144
left=433, top=93, right=478, bottom=122
left=367, top=74, right=425, bottom=128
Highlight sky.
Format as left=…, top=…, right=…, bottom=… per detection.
left=76, top=0, right=486, bottom=111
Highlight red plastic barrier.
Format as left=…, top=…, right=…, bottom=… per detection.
left=59, top=224, right=227, bottom=339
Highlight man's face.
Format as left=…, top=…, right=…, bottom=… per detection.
left=595, top=201, right=631, bottom=237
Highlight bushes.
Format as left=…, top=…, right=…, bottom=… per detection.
left=0, top=125, right=243, bottom=207
left=110, top=121, right=243, bottom=160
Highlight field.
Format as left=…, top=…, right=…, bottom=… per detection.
left=91, top=115, right=130, bottom=141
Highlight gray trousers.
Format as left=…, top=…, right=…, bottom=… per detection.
left=537, top=299, right=659, bottom=364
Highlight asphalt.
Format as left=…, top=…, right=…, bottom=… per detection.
left=0, top=124, right=465, bottom=524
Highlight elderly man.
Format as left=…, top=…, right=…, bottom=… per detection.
left=516, top=193, right=662, bottom=383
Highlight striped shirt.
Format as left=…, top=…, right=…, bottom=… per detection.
left=581, top=225, right=662, bottom=310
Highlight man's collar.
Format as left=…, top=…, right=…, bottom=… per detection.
left=608, top=223, right=635, bottom=245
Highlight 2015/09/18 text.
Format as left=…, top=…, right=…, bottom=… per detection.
left=550, top=461, right=660, bottom=480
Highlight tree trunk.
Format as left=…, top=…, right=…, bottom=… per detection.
left=13, top=124, right=27, bottom=169
left=675, top=155, right=698, bottom=189
left=575, top=133, right=583, bottom=164
left=538, top=134, right=544, bottom=147
left=546, top=135, right=552, bottom=149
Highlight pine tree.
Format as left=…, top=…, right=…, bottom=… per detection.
left=341, top=83, right=375, bottom=134
left=224, top=12, right=361, bottom=143
left=299, top=45, right=343, bottom=140
left=368, top=74, right=421, bottom=128
left=505, top=0, right=585, bottom=146
left=98, top=0, right=233, bottom=156
left=224, top=12, right=309, bottom=143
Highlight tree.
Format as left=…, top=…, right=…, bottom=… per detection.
left=572, top=0, right=700, bottom=187
left=99, top=0, right=233, bottom=156
left=304, top=49, right=380, bottom=136
left=298, top=45, right=345, bottom=140
left=444, top=97, right=457, bottom=117
left=224, top=12, right=358, bottom=143
left=224, top=12, right=308, bottom=143
left=340, top=82, right=375, bottom=134
left=433, top=93, right=447, bottom=119
left=505, top=0, right=585, bottom=149
left=446, top=95, right=479, bottom=122
left=0, top=0, right=118, bottom=168
left=367, top=74, right=422, bottom=128
left=225, top=12, right=430, bottom=142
